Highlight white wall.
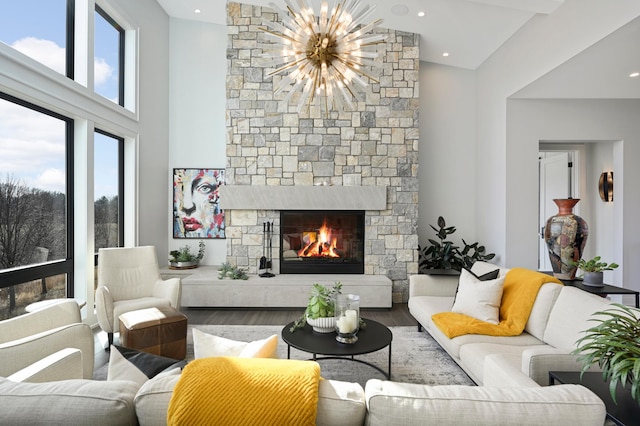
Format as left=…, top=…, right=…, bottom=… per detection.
left=112, top=0, right=172, bottom=262
left=506, top=99, right=639, bottom=290
left=167, top=19, right=227, bottom=265
left=474, top=0, right=640, bottom=269
left=418, top=62, right=478, bottom=251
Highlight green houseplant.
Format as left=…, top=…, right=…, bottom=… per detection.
left=417, top=216, right=495, bottom=274
left=217, top=262, right=249, bottom=280
left=169, top=241, right=205, bottom=268
left=290, top=282, right=342, bottom=332
left=572, top=256, right=619, bottom=286
left=573, top=303, right=640, bottom=404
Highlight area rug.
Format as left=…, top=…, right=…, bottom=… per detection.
left=94, top=325, right=474, bottom=387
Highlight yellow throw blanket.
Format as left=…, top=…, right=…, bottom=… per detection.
left=167, top=357, right=320, bottom=426
left=432, top=268, right=562, bottom=338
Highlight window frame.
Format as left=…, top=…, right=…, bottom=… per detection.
left=0, top=92, right=75, bottom=297
left=95, top=4, right=125, bottom=106
left=93, top=127, right=125, bottom=265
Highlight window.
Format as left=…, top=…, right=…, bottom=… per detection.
left=0, top=93, right=73, bottom=319
left=0, top=0, right=72, bottom=77
left=94, top=129, right=124, bottom=251
left=94, top=5, right=124, bottom=105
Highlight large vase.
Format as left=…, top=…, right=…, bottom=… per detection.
left=544, top=199, right=588, bottom=279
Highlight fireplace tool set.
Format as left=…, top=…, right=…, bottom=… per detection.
left=259, top=221, right=275, bottom=278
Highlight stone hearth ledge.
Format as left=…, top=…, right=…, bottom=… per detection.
left=219, top=185, right=387, bottom=211
left=163, top=267, right=392, bottom=308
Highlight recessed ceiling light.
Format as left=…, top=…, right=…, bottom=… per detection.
left=418, top=11, right=425, bottom=17
left=194, top=8, right=201, bottom=14
left=391, top=4, right=409, bottom=16
left=630, top=72, right=640, bottom=78
left=442, top=52, right=449, bottom=57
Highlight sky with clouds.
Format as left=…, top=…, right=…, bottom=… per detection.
left=1, top=0, right=119, bottom=199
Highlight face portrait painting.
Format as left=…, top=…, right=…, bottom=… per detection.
left=173, top=169, right=225, bottom=238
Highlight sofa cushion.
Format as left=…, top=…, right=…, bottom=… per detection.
left=0, top=377, right=139, bottom=426
left=135, top=374, right=366, bottom=426
left=543, top=286, right=612, bottom=349
left=192, top=328, right=278, bottom=358
left=364, top=380, right=605, bottom=426
left=107, top=345, right=185, bottom=388
left=524, top=282, right=563, bottom=340
left=458, top=342, right=548, bottom=384
left=451, top=269, right=505, bottom=324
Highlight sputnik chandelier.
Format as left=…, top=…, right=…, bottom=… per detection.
left=260, top=0, right=386, bottom=113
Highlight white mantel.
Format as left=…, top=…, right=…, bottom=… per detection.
left=219, top=185, right=387, bottom=211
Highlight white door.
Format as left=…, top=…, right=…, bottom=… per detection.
left=538, top=152, right=579, bottom=271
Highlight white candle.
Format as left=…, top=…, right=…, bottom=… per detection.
left=337, top=309, right=358, bottom=333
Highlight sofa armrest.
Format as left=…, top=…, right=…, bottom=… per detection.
left=409, top=274, right=459, bottom=298
left=7, top=348, right=83, bottom=383
left=153, top=277, right=182, bottom=308
left=0, top=323, right=94, bottom=379
left=364, top=379, right=605, bottom=426
left=0, top=299, right=81, bottom=343
left=522, top=347, right=601, bottom=386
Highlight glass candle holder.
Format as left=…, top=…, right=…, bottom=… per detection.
left=335, top=294, right=360, bottom=344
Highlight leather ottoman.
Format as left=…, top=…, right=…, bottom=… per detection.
left=119, top=306, right=187, bottom=360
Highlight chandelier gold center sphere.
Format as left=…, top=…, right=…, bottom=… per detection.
left=260, top=0, right=386, bottom=113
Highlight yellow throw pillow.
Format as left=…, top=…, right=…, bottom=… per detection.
left=451, top=268, right=505, bottom=324
left=192, top=328, right=278, bottom=358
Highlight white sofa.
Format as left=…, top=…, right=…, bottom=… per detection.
left=408, top=262, right=612, bottom=387
left=0, top=374, right=605, bottom=426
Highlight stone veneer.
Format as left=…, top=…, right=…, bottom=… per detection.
left=224, top=2, right=419, bottom=302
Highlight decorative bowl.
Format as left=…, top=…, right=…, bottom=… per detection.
left=306, top=317, right=336, bottom=333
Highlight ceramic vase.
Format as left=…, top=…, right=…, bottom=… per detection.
left=544, top=198, right=588, bottom=280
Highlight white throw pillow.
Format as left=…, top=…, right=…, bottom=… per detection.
left=451, top=268, right=505, bottom=324
left=192, top=328, right=279, bottom=359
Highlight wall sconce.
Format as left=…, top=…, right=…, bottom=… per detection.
left=599, top=171, right=613, bottom=202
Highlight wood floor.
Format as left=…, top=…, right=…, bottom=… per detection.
left=181, top=303, right=416, bottom=327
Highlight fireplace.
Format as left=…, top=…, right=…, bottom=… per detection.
left=280, top=210, right=365, bottom=274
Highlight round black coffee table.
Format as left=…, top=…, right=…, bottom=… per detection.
left=281, top=318, right=393, bottom=379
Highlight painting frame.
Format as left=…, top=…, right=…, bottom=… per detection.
left=173, top=168, right=225, bottom=239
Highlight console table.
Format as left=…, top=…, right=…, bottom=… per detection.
left=541, top=272, right=639, bottom=308
left=160, top=266, right=393, bottom=309
left=549, top=371, right=640, bottom=426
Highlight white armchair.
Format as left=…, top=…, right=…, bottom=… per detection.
left=96, top=245, right=181, bottom=348
left=0, top=299, right=94, bottom=380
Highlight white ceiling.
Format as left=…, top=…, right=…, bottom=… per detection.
left=155, top=0, right=564, bottom=70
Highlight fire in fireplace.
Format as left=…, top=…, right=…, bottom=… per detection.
left=280, top=210, right=365, bottom=274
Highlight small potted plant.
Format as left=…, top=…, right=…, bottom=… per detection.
left=290, top=282, right=342, bottom=333
left=572, top=256, right=619, bottom=286
left=573, top=303, right=640, bottom=404
left=217, top=262, right=249, bottom=280
left=169, top=241, right=205, bottom=269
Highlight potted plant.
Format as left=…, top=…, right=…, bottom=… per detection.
left=217, top=262, right=249, bottom=280
left=417, top=216, right=495, bottom=274
left=572, top=256, right=619, bottom=286
left=573, top=303, right=640, bottom=404
left=169, top=241, right=205, bottom=269
left=290, top=282, right=342, bottom=332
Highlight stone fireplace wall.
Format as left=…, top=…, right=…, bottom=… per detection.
left=224, top=2, right=419, bottom=302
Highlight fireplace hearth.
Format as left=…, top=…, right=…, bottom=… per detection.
left=280, top=210, right=365, bottom=274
